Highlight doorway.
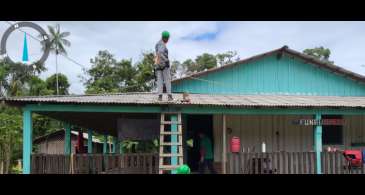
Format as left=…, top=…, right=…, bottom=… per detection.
left=186, top=114, right=213, bottom=172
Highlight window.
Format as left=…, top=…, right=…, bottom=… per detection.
left=322, top=115, right=343, bottom=145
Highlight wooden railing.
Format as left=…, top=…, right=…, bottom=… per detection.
left=31, top=152, right=365, bottom=174
left=31, top=154, right=71, bottom=174
left=31, top=153, right=159, bottom=174
left=227, top=152, right=365, bottom=174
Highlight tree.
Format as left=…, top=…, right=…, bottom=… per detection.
left=170, top=60, right=181, bottom=79
left=0, top=61, right=34, bottom=97
left=0, top=106, right=22, bottom=174
left=172, top=51, right=241, bottom=77
left=43, top=24, right=71, bottom=95
left=46, top=73, right=70, bottom=95
left=303, top=46, right=333, bottom=64
left=26, top=76, right=53, bottom=96
left=0, top=62, right=7, bottom=97
left=181, top=59, right=195, bottom=76
left=82, top=50, right=138, bottom=94
left=216, top=51, right=240, bottom=67
left=194, top=53, right=217, bottom=72
left=134, top=52, right=155, bottom=92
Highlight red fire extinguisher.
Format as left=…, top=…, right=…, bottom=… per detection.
left=230, top=136, right=240, bottom=153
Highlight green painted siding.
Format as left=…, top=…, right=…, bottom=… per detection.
left=172, top=54, right=365, bottom=96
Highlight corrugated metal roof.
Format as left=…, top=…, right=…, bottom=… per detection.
left=4, top=92, right=365, bottom=108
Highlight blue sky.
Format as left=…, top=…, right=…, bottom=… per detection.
left=1, top=21, right=365, bottom=94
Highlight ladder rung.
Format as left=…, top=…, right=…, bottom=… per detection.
left=161, top=121, right=181, bottom=125
left=160, top=153, right=183, bottom=157
left=160, top=142, right=182, bottom=146
left=160, top=131, right=181, bottom=135
left=161, top=112, right=181, bottom=115
left=159, top=165, right=181, bottom=170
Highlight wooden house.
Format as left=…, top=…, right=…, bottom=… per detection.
left=33, top=129, right=106, bottom=154
left=4, top=46, right=365, bottom=174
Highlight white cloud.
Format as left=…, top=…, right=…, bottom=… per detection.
left=1, top=21, right=365, bottom=94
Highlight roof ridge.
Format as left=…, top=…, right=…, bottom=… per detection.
left=172, top=46, right=286, bottom=83
left=172, top=45, right=365, bottom=84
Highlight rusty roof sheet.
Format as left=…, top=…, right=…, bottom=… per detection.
left=3, top=92, right=365, bottom=108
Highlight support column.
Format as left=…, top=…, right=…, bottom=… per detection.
left=88, top=129, right=93, bottom=154
left=23, top=109, right=32, bottom=174
left=103, top=134, right=108, bottom=154
left=112, top=137, right=118, bottom=154
left=171, top=115, right=178, bottom=174
left=222, top=114, right=227, bottom=174
left=119, top=138, right=123, bottom=154
left=314, top=113, right=322, bottom=174
left=64, top=123, right=71, bottom=155
left=182, top=114, right=188, bottom=165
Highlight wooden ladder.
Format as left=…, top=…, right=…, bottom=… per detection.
left=159, top=112, right=183, bottom=174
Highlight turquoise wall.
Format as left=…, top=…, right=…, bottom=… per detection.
left=172, top=54, right=365, bottom=96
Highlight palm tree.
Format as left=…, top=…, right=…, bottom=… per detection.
left=42, top=24, right=71, bottom=95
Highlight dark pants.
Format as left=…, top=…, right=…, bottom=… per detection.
left=199, top=159, right=217, bottom=174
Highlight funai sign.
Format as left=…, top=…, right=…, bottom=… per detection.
left=292, top=119, right=344, bottom=126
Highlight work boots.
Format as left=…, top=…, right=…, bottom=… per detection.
left=157, top=94, right=173, bottom=101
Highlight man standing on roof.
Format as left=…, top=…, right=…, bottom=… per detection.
left=155, top=31, right=173, bottom=101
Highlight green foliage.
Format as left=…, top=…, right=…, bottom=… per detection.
left=11, top=164, right=22, bottom=174
left=195, top=53, right=217, bottom=71
left=0, top=60, right=47, bottom=97
left=45, top=73, right=70, bottom=95
left=82, top=50, right=157, bottom=94
left=27, top=76, right=54, bottom=96
left=121, top=139, right=159, bottom=154
left=33, top=114, right=60, bottom=139
left=134, top=52, right=155, bottom=92
left=303, top=46, right=334, bottom=64
left=173, top=51, right=240, bottom=78
left=121, top=140, right=139, bottom=153
left=0, top=108, right=22, bottom=174
left=182, top=53, right=218, bottom=75
left=216, top=51, right=240, bottom=67
left=83, top=50, right=242, bottom=92
left=83, top=50, right=129, bottom=94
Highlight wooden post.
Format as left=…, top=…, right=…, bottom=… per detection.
left=182, top=114, right=188, bottom=165
left=64, top=123, right=71, bottom=155
left=103, top=134, right=108, bottom=154
left=171, top=115, right=178, bottom=174
left=222, top=114, right=227, bottom=174
left=88, top=129, right=93, bottom=154
left=314, top=113, right=322, bottom=174
left=23, top=109, right=32, bottom=174
left=112, top=137, right=117, bottom=154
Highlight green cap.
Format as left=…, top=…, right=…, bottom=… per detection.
left=162, top=31, right=170, bottom=38
left=176, top=164, right=190, bottom=174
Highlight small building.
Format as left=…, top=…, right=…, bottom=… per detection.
left=33, top=129, right=106, bottom=154
left=4, top=46, right=365, bottom=174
